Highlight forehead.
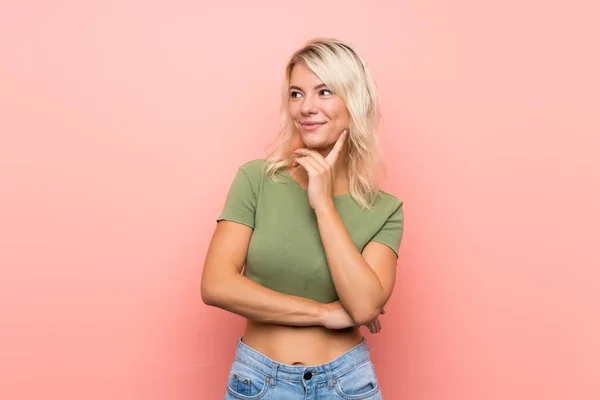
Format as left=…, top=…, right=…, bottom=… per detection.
left=289, top=63, right=323, bottom=87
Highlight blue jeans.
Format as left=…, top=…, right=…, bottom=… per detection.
left=224, top=337, right=382, bottom=400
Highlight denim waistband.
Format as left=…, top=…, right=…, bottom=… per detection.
left=234, top=336, right=371, bottom=384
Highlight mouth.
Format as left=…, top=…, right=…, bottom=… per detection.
left=299, top=121, right=326, bottom=132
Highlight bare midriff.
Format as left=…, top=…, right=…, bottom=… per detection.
left=241, top=320, right=363, bottom=366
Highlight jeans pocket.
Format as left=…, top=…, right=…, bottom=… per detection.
left=334, top=360, right=380, bottom=400
left=225, top=360, right=269, bottom=399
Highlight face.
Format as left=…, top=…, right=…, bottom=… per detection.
left=287, top=63, right=350, bottom=152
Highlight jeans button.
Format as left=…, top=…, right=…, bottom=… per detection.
left=303, top=371, right=313, bottom=380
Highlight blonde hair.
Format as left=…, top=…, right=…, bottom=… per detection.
left=264, top=37, right=384, bottom=209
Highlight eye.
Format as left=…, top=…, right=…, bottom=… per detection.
left=290, top=91, right=302, bottom=99
left=320, top=89, right=333, bottom=96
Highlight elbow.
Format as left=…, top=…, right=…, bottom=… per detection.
left=201, top=281, right=221, bottom=307
left=201, top=287, right=215, bottom=306
left=349, top=306, right=382, bottom=326
left=201, top=268, right=239, bottom=308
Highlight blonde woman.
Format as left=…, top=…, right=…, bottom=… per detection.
left=202, top=38, right=404, bottom=400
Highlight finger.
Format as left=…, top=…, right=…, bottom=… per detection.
left=293, top=148, right=330, bottom=170
left=298, top=155, right=324, bottom=176
left=294, top=156, right=321, bottom=176
left=325, top=129, right=348, bottom=165
left=368, top=322, right=376, bottom=334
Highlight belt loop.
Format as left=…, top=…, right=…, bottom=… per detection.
left=269, top=362, right=278, bottom=388
left=324, top=363, right=334, bottom=390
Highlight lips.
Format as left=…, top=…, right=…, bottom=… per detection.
left=300, top=121, right=326, bottom=131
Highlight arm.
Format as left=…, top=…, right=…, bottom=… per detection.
left=292, top=133, right=400, bottom=326
left=315, top=204, right=398, bottom=325
left=201, top=220, right=355, bottom=328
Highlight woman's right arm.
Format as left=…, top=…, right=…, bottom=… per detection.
left=201, top=220, right=355, bottom=328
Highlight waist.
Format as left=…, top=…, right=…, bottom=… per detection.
left=242, top=320, right=363, bottom=365
left=234, top=334, right=371, bottom=383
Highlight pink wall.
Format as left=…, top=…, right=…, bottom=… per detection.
left=1, top=1, right=599, bottom=399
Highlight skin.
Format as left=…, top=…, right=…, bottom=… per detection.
left=201, top=63, right=398, bottom=365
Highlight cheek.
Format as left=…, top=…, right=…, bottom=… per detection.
left=324, top=101, right=349, bottom=124
left=287, top=106, right=302, bottom=126
left=287, top=103, right=296, bottom=116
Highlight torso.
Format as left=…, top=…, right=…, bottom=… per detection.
left=230, top=160, right=401, bottom=365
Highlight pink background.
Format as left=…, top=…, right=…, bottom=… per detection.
left=1, top=1, right=599, bottom=399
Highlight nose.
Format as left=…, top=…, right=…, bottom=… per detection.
left=300, top=94, right=318, bottom=115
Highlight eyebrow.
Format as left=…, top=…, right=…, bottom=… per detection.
left=289, top=83, right=328, bottom=92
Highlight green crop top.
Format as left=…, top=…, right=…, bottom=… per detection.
left=217, top=159, right=404, bottom=303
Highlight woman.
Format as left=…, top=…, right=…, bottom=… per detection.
left=201, top=37, right=404, bottom=400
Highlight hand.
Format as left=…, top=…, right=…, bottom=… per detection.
left=364, top=312, right=384, bottom=334
left=320, top=301, right=355, bottom=330
left=321, top=301, right=386, bottom=334
left=293, top=130, right=348, bottom=211
left=360, top=307, right=386, bottom=334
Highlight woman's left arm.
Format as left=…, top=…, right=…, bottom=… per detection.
left=293, top=132, right=399, bottom=326
left=314, top=205, right=397, bottom=326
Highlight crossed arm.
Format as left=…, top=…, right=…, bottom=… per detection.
left=201, top=216, right=397, bottom=330
left=201, top=220, right=333, bottom=327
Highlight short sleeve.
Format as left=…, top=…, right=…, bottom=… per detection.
left=369, top=200, right=404, bottom=257
left=217, top=166, right=257, bottom=229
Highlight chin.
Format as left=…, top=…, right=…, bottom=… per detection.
left=300, top=133, right=335, bottom=150
left=301, top=137, right=329, bottom=150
